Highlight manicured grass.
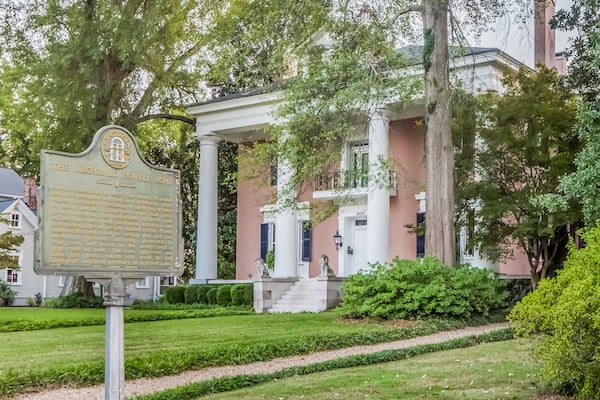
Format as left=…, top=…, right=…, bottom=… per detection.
left=0, top=307, right=105, bottom=322
left=198, top=339, right=541, bottom=400
left=3, top=312, right=468, bottom=396
left=2, top=313, right=369, bottom=372
left=0, top=306, right=255, bottom=332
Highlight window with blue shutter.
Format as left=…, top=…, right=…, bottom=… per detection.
left=301, top=222, right=312, bottom=262
left=416, top=212, right=425, bottom=258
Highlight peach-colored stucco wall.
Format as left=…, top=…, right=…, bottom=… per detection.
left=234, top=117, right=529, bottom=279
left=235, top=145, right=275, bottom=280
left=499, top=248, right=530, bottom=276
left=309, top=213, right=339, bottom=276
left=388, top=119, right=426, bottom=260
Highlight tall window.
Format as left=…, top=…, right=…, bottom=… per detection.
left=260, top=223, right=275, bottom=260
left=298, top=221, right=312, bottom=263
left=109, top=137, right=125, bottom=162
left=350, top=142, right=369, bottom=188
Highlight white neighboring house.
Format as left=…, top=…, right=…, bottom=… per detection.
left=0, top=167, right=175, bottom=306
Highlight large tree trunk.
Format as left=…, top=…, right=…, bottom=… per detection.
left=59, top=275, right=96, bottom=297
left=422, top=0, right=456, bottom=266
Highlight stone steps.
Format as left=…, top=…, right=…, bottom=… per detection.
left=268, top=278, right=325, bottom=313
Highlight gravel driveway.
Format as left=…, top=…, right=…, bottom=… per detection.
left=15, top=322, right=509, bottom=400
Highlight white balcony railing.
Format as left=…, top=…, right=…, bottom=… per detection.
left=313, top=170, right=397, bottom=198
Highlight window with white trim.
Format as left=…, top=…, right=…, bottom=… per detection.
left=297, top=221, right=312, bottom=263
left=136, top=277, right=150, bottom=289
left=347, top=142, right=369, bottom=188
left=3, top=253, right=22, bottom=285
left=160, top=276, right=176, bottom=287
left=10, top=213, right=21, bottom=229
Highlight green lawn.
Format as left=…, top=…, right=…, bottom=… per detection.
left=0, top=313, right=403, bottom=373
left=0, top=307, right=105, bottom=322
left=199, top=340, right=543, bottom=400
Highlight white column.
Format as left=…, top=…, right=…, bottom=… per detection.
left=194, top=133, right=221, bottom=282
left=367, top=108, right=390, bottom=265
left=273, top=143, right=297, bottom=278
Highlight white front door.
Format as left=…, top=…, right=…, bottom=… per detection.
left=348, top=218, right=368, bottom=275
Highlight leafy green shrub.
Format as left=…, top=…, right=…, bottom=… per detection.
left=0, top=280, right=16, bottom=306
left=338, top=257, right=509, bottom=320
left=164, top=285, right=186, bottom=304
left=510, top=226, right=600, bottom=399
left=216, top=285, right=232, bottom=306
left=184, top=285, right=202, bottom=304
left=196, top=285, right=214, bottom=305
left=244, top=284, right=254, bottom=305
left=230, top=284, right=252, bottom=306
left=44, top=293, right=103, bottom=308
left=206, top=287, right=218, bottom=304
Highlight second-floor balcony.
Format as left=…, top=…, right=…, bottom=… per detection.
left=313, top=169, right=397, bottom=199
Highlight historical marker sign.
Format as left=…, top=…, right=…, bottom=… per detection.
left=35, top=125, right=184, bottom=279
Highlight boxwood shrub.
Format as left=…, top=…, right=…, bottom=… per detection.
left=206, top=287, right=218, bottom=304
left=338, top=257, right=509, bottom=320
left=216, top=285, right=232, bottom=306
left=244, top=284, right=254, bottom=305
left=196, top=285, right=214, bottom=304
left=230, top=284, right=252, bottom=306
left=164, top=286, right=186, bottom=304
left=184, top=285, right=202, bottom=304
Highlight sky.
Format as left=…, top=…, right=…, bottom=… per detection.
left=473, top=0, right=577, bottom=67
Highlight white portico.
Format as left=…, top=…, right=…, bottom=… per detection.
left=187, top=48, right=524, bottom=290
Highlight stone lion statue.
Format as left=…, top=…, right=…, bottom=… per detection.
left=319, top=254, right=336, bottom=277
left=255, top=257, right=271, bottom=278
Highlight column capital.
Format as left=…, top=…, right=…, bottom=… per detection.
left=370, top=106, right=392, bottom=123
left=196, top=133, right=222, bottom=145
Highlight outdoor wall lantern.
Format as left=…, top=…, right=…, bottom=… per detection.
left=333, top=230, right=343, bottom=251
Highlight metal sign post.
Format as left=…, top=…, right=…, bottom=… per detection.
left=35, top=125, right=184, bottom=400
left=102, top=277, right=126, bottom=400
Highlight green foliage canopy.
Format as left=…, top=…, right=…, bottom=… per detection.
left=456, top=67, right=579, bottom=288
left=509, top=225, right=600, bottom=399
left=555, top=0, right=600, bottom=226
left=0, top=0, right=217, bottom=174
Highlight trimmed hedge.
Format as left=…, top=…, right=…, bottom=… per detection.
left=164, top=286, right=186, bottom=305
left=230, top=285, right=247, bottom=306
left=184, top=286, right=201, bottom=304
left=44, top=293, right=104, bottom=309
left=216, top=285, right=232, bottom=306
left=243, top=284, right=253, bottom=305
left=196, top=285, right=214, bottom=305
left=206, top=288, right=218, bottom=305
left=133, top=328, right=515, bottom=400
left=164, top=284, right=253, bottom=307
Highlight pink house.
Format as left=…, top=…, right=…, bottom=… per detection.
left=186, top=46, right=540, bottom=312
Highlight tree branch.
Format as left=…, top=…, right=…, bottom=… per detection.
left=133, top=41, right=207, bottom=119
left=137, top=113, right=196, bottom=126
left=393, top=4, right=423, bottom=21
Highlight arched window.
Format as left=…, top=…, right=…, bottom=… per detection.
left=109, top=137, right=125, bottom=162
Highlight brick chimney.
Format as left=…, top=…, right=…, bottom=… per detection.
left=534, top=0, right=556, bottom=68
left=23, top=177, right=37, bottom=211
